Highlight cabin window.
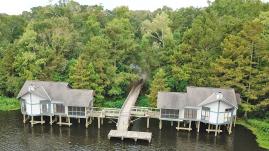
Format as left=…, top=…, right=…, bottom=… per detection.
left=161, top=109, right=179, bottom=119
left=55, top=104, right=65, bottom=113
left=201, top=107, right=210, bottom=121
left=225, top=108, right=233, bottom=112
left=41, top=101, right=50, bottom=114
left=184, top=108, right=197, bottom=119
left=21, top=99, right=26, bottom=113
left=224, top=108, right=233, bottom=122
left=68, top=106, right=85, bottom=116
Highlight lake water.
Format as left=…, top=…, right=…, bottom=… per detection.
left=0, top=111, right=265, bottom=151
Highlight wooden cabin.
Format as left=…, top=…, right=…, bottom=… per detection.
left=157, top=86, right=240, bottom=135
left=17, top=80, right=94, bottom=126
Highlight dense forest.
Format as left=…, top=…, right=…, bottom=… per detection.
left=0, top=0, right=268, bottom=119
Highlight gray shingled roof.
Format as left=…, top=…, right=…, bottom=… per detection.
left=17, top=80, right=94, bottom=107
left=157, top=92, right=187, bottom=109
left=157, top=86, right=239, bottom=109
left=186, top=86, right=238, bottom=107
left=198, top=92, right=237, bottom=108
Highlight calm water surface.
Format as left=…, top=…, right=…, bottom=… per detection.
left=0, top=111, right=265, bottom=151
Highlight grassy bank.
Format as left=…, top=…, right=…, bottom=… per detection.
left=237, top=119, right=269, bottom=150
left=0, top=96, right=20, bottom=111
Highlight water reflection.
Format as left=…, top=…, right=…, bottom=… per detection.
left=0, top=111, right=265, bottom=151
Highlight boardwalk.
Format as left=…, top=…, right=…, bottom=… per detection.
left=108, top=78, right=152, bottom=142
left=117, top=82, right=143, bottom=131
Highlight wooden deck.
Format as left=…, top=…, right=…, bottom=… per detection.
left=108, top=130, right=152, bottom=142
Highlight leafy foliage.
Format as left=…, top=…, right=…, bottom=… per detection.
left=0, top=0, right=268, bottom=117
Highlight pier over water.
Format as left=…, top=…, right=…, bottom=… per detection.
left=108, top=78, right=152, bottom=142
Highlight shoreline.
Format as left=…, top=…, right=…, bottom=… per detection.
left=237, top=119, right=269, bottom=150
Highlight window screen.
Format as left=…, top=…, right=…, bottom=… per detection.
left=68, top=106, right=85, bottom=116
left=201, top=107, right=210, bottom=121
left=184, top=108, right=197, bottom=119
left=55, top=104, right=65, bottom=113
left=161, top=109, right=179, bottom=119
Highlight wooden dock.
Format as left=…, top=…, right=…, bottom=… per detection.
left=108, top=130, right=152, bottom=142
left=108, top=79, right=154, bottom=142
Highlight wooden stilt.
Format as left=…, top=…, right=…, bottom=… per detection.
left=101, top=118, right=104, bottom=125
left=229, top=123, right=232, bottom=134
left=89, top=117, right=92, bottom=124
left=171, top=121, right=173, bottom=126
left=208, top=124, right=210, bottom=133
left=197, top=121, right=200, bottom=133
left=85, top=117, right=88, bottom=128
left=98, top=117, right=100, bottom=129
left=78, top=118, right=80, bottom=124
left=59, top=115, right=62, bottom=126
left=159, top=120, right=162, bottom=130
left=68, top=117, right=71, bottom=127
left=218, top=125, right=221, bottom=134
left=41, top=115, right=44, bottom=125
left=50, top=116, right=53, bottom=125
left=176, top=121, right=180, bottom=131
left=31, top=116, right=34, bottom=127
left=215, top=125, right=218, bottom=136
left=147, top=117, right=149, bottom=128
left=234, top=116, right=236, bottom=127
left=188, top=120, right=192, bottom=132
left=23, top=114, right=26, bottom=123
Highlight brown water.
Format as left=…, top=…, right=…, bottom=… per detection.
left=0, top=111, right=265, bottom=151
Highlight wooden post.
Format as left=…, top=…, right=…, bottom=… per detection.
left=218, top=125, right=221, bottom=134
left=59, top=115, right=62, bottom=126
left=197, top=121, right=200, bottom=133
left=159, top=120, right=162, bottom=130
left=208, top=124, right=210, bottom=133
left=68, top=117, right=71, bottom=127
left=31, top=116, right=34, bottom=127
left=41, top=115, right=44, bottom=125
left=23, top=114, right=26, bottom=123
left=229, top=123, right=232, bottom=134
left=171, top=121, right=173, bottom=126
left=215, top=125, right=218, bottom=136
left=85, top=117, right=88, bottom=128
left=89, top=117, right=92, bottom=124
left=234, top=116, right=236, bottom=127
left=176, top=121, right=180, bottom=131
left=98, top=117, right=100, bottom=129
left=147, top=117, right=150, bottom=128
left=50, top=116, right=53, bottom=125
left=189, top=120, right=192, bottom=132
left=101, top=118, right=103, bottom=125
left=78, top=118, right=80, bottom=124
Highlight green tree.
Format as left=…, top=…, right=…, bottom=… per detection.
left=148, top=68, right=170, bottom=107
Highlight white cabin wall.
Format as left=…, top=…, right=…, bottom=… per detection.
left=196, top=108, right=201, bottom=120
left=22, top=93, right=45, bottom=116
left=179, top=109, right=184, bottom=119
left=204, top=100, right=233, bottom=124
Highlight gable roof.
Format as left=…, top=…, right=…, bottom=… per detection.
left=198, top=92, right=237, bottom=108
left=186, top=86, right=238, bottom=107
left=157, top=92, right=187, bottom=110
left=17, top=80, right=94, bottom=107
left=157, top=86, right=239, bottom=109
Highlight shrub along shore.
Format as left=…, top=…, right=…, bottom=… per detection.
left=237, top=119, right=269, bottom=150
left=0, top=96, right=20, bottom=111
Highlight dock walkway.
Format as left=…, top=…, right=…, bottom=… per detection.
left=108, top=80, right=152, bottom=142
